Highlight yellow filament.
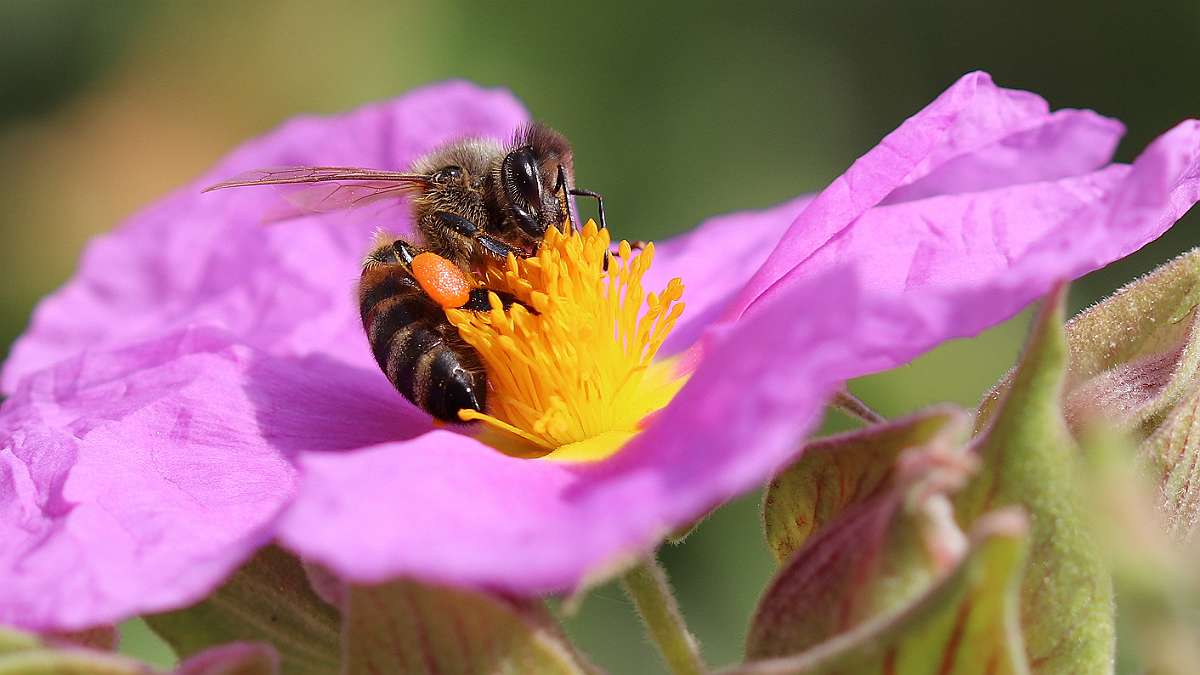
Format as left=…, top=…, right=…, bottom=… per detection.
left=447, top=220, right=686, bottom=461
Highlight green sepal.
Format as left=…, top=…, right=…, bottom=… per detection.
left=728, top=511, right=1031, bottom=675
left=762, top=406, right=970, bottom=563
left=0, top=628, right=40, bottom=656
left=344, top=580, right=593, bottom=675
left=145, top=546, right=339, bottom=675
left=1079, top=429, right=1200, bottom=673
left=0, top=650, right=149, bottom=675
left=957, top=285, right=1114, bottom=673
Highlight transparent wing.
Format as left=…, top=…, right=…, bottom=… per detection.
left=204, top=166, right=431, bottom=215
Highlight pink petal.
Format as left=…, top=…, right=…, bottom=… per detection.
left=882, top=108, right=1123, bottom=204
left=2, top=82, right=529, bottom=392
left=647, top=194, right=814, bottom=355
left=0, top=323, right=436, bottom=631
left=849, top=120, right=1200, bottom=375
left=275, top=267, right=865, bottom=593
left=727, top=71, right=1123, bottom=320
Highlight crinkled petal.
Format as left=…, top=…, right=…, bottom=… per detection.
left=647, top=81, right=1122, bottom=355
left=728, top=71, right=1124, bottom=320
left=742, top=126, right=1198, bottom=354
left=883, top=108, right=1122, bottom=204
left=2, top=82, right=529, bottom=392
left=849, top=120, right=1200, bottom=375
left=0, top=324, right=433, bottom=630
left=275, top=267, right=865, bottom=593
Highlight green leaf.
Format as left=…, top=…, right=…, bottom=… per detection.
left=727, top=511, right=1031, bottom=675
left=981, top=249, right=1200, bottom=436
left=957, top=286, right=1114, bottom=674
left=344, top=580, right=592, bottom=675
left=763, top=406, right=970, bottom=563
left=145, top=546, right=340, bottom=675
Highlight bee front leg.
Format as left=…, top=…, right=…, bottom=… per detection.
left=432, top=211, right=526, bottom=261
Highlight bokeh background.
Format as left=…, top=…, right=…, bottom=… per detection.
left=2, top=1, right=1197, bottom=672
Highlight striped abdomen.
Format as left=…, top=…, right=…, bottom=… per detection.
left=359, top=265, right=487, bottom=422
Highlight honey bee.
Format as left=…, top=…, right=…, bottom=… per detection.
left=206, top=123, right=605, bottom=422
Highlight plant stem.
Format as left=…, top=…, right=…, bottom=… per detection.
left=620, top=556, right=706, bottom=675
left=832, top=388, right=885, bottom=425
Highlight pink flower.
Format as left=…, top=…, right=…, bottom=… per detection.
left=2, top=74, right=1197, bottom=631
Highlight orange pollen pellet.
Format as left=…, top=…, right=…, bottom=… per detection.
left=411, top=252, right=474, bottom=309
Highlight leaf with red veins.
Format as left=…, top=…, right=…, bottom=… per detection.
left=750, top=409, right=975, bottom=659
left=763, top=406, right=971, bottom=563
left=958, top=286, right=1114, bottom=674
left=173, top=643, right=278, bottom=675
left=145, top=546, right=339, bottom=675
left=344, top=580, right=594, bottom=675
left=980, top=249, right=1200, bottom=437
left=729, top=511, right=1032, bottom=675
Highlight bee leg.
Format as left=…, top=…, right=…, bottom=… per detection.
left=432, top=210, right=526, bottom=261
left=461, top=287, right=538, bottom=315
left=390, top=239, right=419, bottom=266
left=433, top=210, right=480, bottom=236
left=568, top=188, right=606, bottom=231
left=476, top=234, right=525, bottom=261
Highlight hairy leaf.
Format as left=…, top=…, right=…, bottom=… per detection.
left=763, top=406, right=970, bottom=562
left=344, top=580, right=591, bottom=675
left=1141, top=385, right=1200, bottom=543
left=728, top=511, right=1030, bottom=675
left=981, top=249, right=1200, bottom=435
left=958, top=286, right=1114, bottom=673
left=145, top=546, right=339, bottom=675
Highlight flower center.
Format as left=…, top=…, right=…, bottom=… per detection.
left=446, top=221, right=686, bottom=462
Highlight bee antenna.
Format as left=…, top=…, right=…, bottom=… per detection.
left=557, top=165, right=576, bottom=234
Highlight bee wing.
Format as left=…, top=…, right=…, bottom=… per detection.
left=204, top=166, right=431, bottom=215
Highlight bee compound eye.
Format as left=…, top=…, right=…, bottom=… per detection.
left=503, top=147, right=544, bottom=208
left=433, top=166, right=463, bottom=183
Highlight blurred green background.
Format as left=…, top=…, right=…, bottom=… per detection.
left=1, top=1, right=1197, bottom=673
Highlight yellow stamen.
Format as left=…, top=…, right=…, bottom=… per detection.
left=447, top=220, right=686, bottom=461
